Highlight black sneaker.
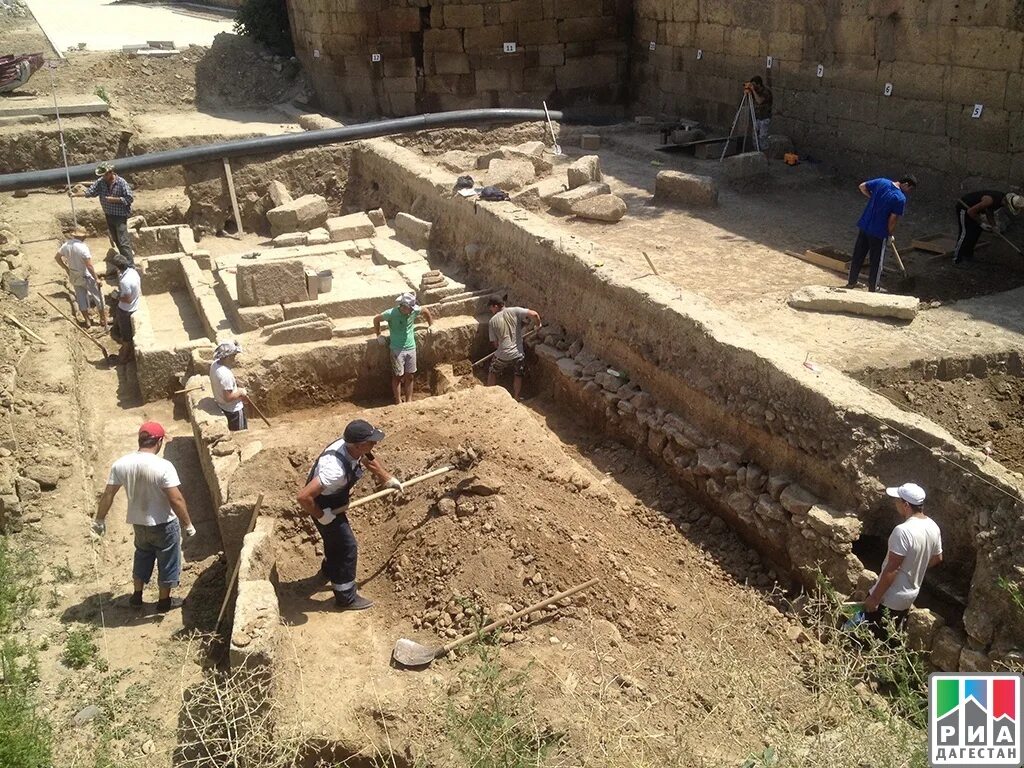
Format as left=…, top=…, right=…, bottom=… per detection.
left=129, top=592, right=144, bottom=608
left=156, top=597, right=184, bottom=613
left=318, top=559, right=329, bottom=581
left=334, top=593, right=374, bottom=611
left=843, top=282, right=857, bottom=289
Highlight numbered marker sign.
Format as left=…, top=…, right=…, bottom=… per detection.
left=502, top=42, right=517, bottom=53
left=972, top=103, right=984, bottom=118
left=696, top=49, right=703, bottom=59
left=371, top=53, right=381, bottom=62
left=649, top=41, right=656, bottom=51
left=766, top=55, right=773, bottom=69
left=884, top=82, right=893, bottom=96
left=313, top=49, right=320, bottom=58
left=816, top=64, right=824, bottom=78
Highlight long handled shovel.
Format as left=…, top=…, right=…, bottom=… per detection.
left=392, top=578, right=599, bottom=668
left=471, top=326, right=541, bottom=368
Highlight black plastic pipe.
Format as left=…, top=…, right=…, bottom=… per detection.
left=0, top=108, right=563, bottom=192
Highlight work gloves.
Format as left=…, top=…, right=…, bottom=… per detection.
left=91, top=519, right=106, bottom=536
left=318, top=509, right=337, bottom=526
left=385, top=477, right=404, bottom=493
left=184, top=524, right=197, bottom=537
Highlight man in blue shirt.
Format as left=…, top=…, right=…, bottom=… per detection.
left=845, top=174, right=917, bottom=292
left=81, top=161, right=135, bottom=266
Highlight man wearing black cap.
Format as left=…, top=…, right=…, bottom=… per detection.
left=297, top=419, right=403, bottom=610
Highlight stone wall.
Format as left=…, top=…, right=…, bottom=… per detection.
left=348, top=136, right=1024, bottom=671
left=630, top=0, right=1024, bottom=189
left=286, top=0, right=630, bottom=117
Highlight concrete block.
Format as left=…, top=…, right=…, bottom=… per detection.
left=326, top=212, right=376, bottom=242
left=272, top=232, right=308, bottom=248
left=230, top=579, right=279, bottom=672
left=267, top=180, right=292, bottom=207
left=394, top=212, right=433, bottom=250
left=266, top=320, right=334, bottom=345
left=546, top=182, right=611, bottom=214
left=484, top=158, right=536, bottom=192
left=723, top=151, right=770, bottom=187
left=787, top=286, right=919, bottom=322
left=266, top=194, right=329, bottom=238
left=570, top=194, right=626, bottom=222
left=236, top=260, right=307, bottom=307
left=580, top=134, right=601, bottom=150
left=653, top=171, right=718, bottom=207
left=567, top=155, right=602, bottom=189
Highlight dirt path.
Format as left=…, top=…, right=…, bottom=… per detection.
left=4, top=192, right=223, bottom=767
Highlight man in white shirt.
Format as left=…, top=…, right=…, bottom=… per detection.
left=486, top=295, right=541, bottom=400
left=210, top=340, right=249, bottom=431
left=863, top=482, right=943, bottom=639
left=92, top=422, right=196, bottom=612
left=296, top=419, right=403, bottom=610
left=113, top=254, right=141, bottom=364
left=54, top=226, right=107, bottom=328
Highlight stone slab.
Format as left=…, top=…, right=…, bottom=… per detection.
left=0, top=96, right=109, bottom=118
left=266, top=194, right=329, bottom=238
left=567, top=155, right=602, bottom=189
left=571, top=194, right=626, bottom=222
left=372, top=238, right=427, bottom=268
left=653, top=171, right=718, bottom=207
left=236, top=260, right=308, bottom=307
left=787, top=286, right=919, bottom=321
left=547, top=182, right=611, bottom=214
left=723, top=151, right=770, bottom=187
left=266, top=320, right=334, bottom=345
left=393, top=212, right=433, bottom=250
left=326, top=212, right=376, bottom=242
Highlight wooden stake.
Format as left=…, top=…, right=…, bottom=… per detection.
left=222, top=157, right=245, bottom=236
left=215, top=494, right=263, bottom=634
left=642, top=251, right=660, bottom=276
left=38, top=294, right=110, bottom=357
left=4, top=314, right=46, bottom=344
left=173, top=385, right=202, bottom=395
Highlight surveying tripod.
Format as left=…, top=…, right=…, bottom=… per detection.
left=719, top=90, right=760, bottom=161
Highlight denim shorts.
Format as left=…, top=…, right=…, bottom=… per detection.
left=132, top=518, right=181, bottom=588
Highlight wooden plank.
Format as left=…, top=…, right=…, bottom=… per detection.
left=912, top=232, right=988, bottom=255
left=787, top=247, right=899, bottom=276
left=222, top=157, right=245, bottom=236
left=0, top=96, right=108, bottom=118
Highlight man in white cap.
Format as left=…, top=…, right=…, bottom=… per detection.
left=373, top=293, right=433, bottom=405
left=210, top=340, right=249, bottom=431
left=954, top=190, right=1024, bottom=265
left=863, top=482, right=942, bottom=638
left=54, top=225, right=107, bottom=328
left=296, top=419, right=403, bottom=610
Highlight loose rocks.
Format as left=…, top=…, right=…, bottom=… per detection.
left=570, top=194, right=626, bottom=222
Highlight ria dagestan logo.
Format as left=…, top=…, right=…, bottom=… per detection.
left=929, top=673, right=1022, bottom=767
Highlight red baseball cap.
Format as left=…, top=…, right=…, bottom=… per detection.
left=138, top=421, right=166, bottom=440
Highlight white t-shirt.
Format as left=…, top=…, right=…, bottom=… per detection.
left=118, top=268, right=141, bottom=312
left=59, top=238, right=93, bottom=286
left=488, top=307, right=530, bottom=362
left=106, top=451, right=181, bottom=526
left=315, top=439, right=364, bottom=496
left=210, top=361, right=244, bottom=413
left=874, top=515, right=943, bottom=610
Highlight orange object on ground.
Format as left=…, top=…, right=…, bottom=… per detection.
left=784, top=152, right=800, bottom=166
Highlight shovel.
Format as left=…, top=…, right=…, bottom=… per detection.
left=542, top=101, right=562, bottom=156
left=392, top=577, right=599, bottom=668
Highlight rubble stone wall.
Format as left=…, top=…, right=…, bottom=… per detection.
left=286, top=0, right=631, bottom=118
left=349, top=136, right=1024, bottom=671
left=630, top=0, right=1024, bottom=189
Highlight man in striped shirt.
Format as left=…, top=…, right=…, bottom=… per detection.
left=81, top=161, right=135, bottom=265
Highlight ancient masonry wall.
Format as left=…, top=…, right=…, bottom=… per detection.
left=631, top=0, right=1024, bottom=189
left=348, top=137, right=1024, bottom=672
left=286, top=0, right=631, bottom=117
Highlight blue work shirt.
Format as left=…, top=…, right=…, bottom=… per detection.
left=856, top=178, right=906, bottom=240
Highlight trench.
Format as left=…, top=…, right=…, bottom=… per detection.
left=97, top=125, right=1023, bottom=762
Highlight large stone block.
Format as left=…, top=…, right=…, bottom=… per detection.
left=236, top=260, right=308, bottom=307
left=570, top=194, right=626, bottom=222
left=653, top=171, right=718, bottom=207
left=266, top=320, right=334, bottom=345
left=930, top=626, right=965, bottom=671
left=394, top=212, right=433, bottom=250
left=132, top=224, right=190, bottom=258
left=787, top=286, right=919, bottom=322
left=266, top=194, right=329, bottom=237
left=237, top=517, right=277, bottom=582
left=326, top=212, right=376, bottom=242
left=230, top=579, right=280, bottom=672
left=267, top=180, right=292, bottom=208
left=723, top=151, right=770, bottom=188
left=567, top=154, right=602, bottom=189
left=484, top=158, right=536, bottom=191
left=546, top=182, right=611, bottom=213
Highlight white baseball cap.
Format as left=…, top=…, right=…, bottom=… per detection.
left=886, top=482, right=926, bottom=505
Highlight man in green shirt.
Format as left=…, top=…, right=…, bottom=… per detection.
left=374, top=292, right=433, bottom=405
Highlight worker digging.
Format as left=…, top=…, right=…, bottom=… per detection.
left=209, top=340, right=250, bottom=431
left=953, top=190, right=1024, bottom=265
left=486, top=295, right=541, bottom=401
left=296, top=419, right=403, bottom=610
left=844, top=174, right=917, bottom=292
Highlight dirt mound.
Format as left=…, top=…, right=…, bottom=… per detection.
left=195, top=32, right=306, bottom=108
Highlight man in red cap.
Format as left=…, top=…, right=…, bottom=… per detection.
left=93, top=422, right=195, bottom=612
left=297, top=419, right=402, bottom=610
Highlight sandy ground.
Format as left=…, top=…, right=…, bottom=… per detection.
left=22, top=0, right=233, bottom=53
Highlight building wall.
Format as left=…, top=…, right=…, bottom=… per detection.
left=630, top=0, right=1024, bottom=188
left=286, top=0, right=631, bottom=118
